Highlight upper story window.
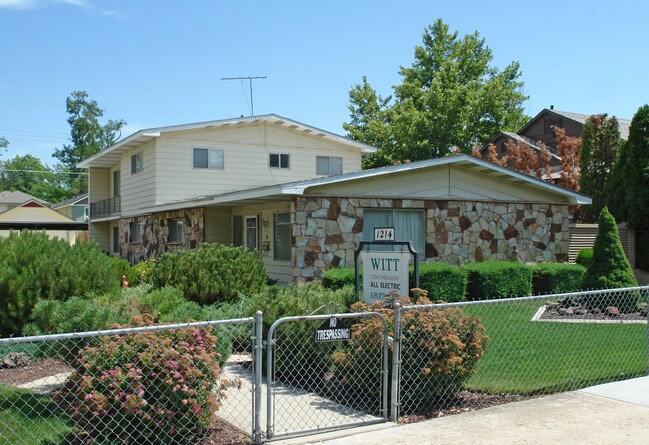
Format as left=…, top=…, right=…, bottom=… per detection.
left=269, top=153, right=290, bottom=169
left=316, top=156, right=343, bottom=176
left=193, top=148, right=224, bottom=169
left=131, top=152, right=143, bottom=174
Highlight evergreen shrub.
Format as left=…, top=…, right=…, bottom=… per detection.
left=581, top=207, right=638, bottom=312
left=110, top=256, right=137, bottom=287
left=531, top=263, right=586, bottom=294
left=463, top=261, right=532, bottom=300
left=0, top=231, right=118, bottom=336
left=150, top=243, right=267, bottom=305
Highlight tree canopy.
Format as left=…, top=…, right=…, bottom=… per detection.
left=53, top=91, right=126, bottom=196
left=622, top=104, right=649, bottom=231
left=578, top=114, right=621, bottom=223
left=344, top=19, right=529, bottom=167
left=0, top=154, right=69, bottom=203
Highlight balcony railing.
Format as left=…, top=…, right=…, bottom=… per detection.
left=90, top=196, right=120, bottom=219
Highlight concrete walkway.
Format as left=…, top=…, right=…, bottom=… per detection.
left=271, top=376, right=649, bottom=445
left=218, top=354, right=383, bottom=439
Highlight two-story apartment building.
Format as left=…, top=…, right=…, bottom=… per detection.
left=80, top=114, right=591, bottom=284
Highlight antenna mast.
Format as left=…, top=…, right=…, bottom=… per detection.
left=221, top=76, right=267, bottom=116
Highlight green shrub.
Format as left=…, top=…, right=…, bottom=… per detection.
left=337, top=293, right=489, bottom=414
left=415, top=262, right=467, bottom=302
left=0, top=231, right=118, bottom=336
left=575, top=248, right=594, bottom=268
left=134, top=258, right=157, bottom=284
left=150, top=244, right=267, bottom=305
left=67, top=315, right=224, bottom=444
left=321, top=267, right=358, bottom=290
left=462, top=261, right=532, bottom=300
left=245, top=283, right=356, bottom=386
left=110, top=256, right=137, bottom=287
left=531, top=263, right=586, bottom=294
left=581, top=207, right=638, bottom=312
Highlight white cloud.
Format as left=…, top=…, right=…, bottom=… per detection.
left=0, top=0, right=43, bottom=10
left=0, top=0, right=91, bottom=10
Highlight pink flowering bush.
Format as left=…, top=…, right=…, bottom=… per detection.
left=334, top=290, right=489, bottom=414
left=68, top=315, right=223, bottom=444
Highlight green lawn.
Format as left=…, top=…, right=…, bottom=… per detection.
left=463, top=299, right=648, bottom=394
left=0, top=384, right=73, bottom=445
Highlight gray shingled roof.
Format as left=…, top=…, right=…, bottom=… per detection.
left=551, top=109, right=631, bottom=140
left=0, top=190, right=44, bottom=204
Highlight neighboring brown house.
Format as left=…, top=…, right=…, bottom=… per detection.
left=484, top=107, right=631, bottom=161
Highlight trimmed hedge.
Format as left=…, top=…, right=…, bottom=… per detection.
left=150, top=243, right=267, bottom=305
left=531, top=263, right=586, bottom=294
left=463, top=261, right=532, bottom=300
left=321, top=267, right=358, bottom=290
left=415, top=262, right=467, bottom=302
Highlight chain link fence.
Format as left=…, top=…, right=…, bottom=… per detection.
left=394, top=286, right=649, bottom=417
left=0, top=317, right=260, bottom=445
left=266, top=312, right=389, bottom=440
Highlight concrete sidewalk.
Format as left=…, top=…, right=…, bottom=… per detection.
left=271, top=376, right=649, bottom=445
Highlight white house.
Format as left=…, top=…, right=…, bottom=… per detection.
left=79, top=114, right=591, bottom=284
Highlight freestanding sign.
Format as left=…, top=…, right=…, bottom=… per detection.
left=360, top=251, right=410, bottom=304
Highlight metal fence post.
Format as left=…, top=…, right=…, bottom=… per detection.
left=253, top=311, right=263, bottom=445
left=391, top=302, right=402, bottom=422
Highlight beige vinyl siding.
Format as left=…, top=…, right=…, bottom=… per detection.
left=204, top=207, right=231, bottom=244
left=89, top=168, right=111, bottom=202
left=121, top=140, right=156, bottom=215
left=153, top=122, right=362, bottom=204
left=306, top=164, right=569, bottom=204
left=232, top=201, right=292, bottom=284
left=89, top=221, right=111, bottom=252
left=0, top=205, right=73, bottom=223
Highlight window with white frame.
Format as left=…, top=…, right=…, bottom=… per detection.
left=129, top=221, right=143, bottom=243
left=362, top=209, right=424, bottom=255
left=131, top=152, right=143, bottom=174
left=269, top=153, right=290, bottom=169
left=316, top=156, right=343, bottom=176
left=274, top=213, right=291, bottom=261
left=245, top=216, right=258, bottom=251
left=169, top=218, right=184, bottom=243
left=193, top=148, right=224, bottom=169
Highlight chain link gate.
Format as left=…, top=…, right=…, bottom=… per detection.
left=265, top=312, right=390, bottom=440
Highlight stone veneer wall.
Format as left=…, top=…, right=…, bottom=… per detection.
left=120, top=207, right=204, bottom=264
left=292, top=197, right=570, bottom=283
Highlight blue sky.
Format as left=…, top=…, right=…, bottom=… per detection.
left=1, top=0, right=648, bottom=163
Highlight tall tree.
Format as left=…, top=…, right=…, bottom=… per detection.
left=606, top=139, right=630, bottom=223
left=578, top=114, right=621, bottom=222
left=53, top=91, right=126, bottom=195
left=0, top=136, right=7, bottom=157
left=0, top=154, right=68, bottom=202
left=344, top=19, right=528, bottom=164
left=624, top=104, right=649, bottom=231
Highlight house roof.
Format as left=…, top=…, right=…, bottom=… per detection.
left=52, top=193, right=89, bottom=209
left=0, top=198, right=87, bottom=230
left=0, top=190, right=45, bottom=205
left=137, top=154, right=591, bottom=215
left=483, top=132, right=561, bottom=159
left=520, top=109, right=631, bottom=140
left=78, top=114, right=377, bottom=169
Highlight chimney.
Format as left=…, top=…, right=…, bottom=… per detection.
left=550, top=105, right=554, bottom=110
